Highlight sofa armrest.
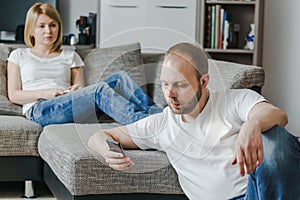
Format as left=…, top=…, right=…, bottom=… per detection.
left=208, top=59, right=265, bottom=92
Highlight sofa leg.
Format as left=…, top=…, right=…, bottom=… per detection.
left=21, top=180, right=37, bottom=198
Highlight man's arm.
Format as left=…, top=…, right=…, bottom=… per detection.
left=247, top=101, right=288, bottom=129
left=88, top=126, right=139, bottom=170
left=232, top=101, right=288, bottom=176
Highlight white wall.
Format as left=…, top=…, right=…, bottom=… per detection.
left=262, top=0, right=300, bottom=135
left=58, top=0, right=97, bottom=35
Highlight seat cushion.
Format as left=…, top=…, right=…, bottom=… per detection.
left=38, top=123, right=183, bottom=196
left=0, top=115, right=42, bottom=156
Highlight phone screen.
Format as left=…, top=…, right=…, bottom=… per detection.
left=105, top=138, right=126, bottom=156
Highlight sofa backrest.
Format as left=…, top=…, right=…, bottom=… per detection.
left=0, top=42, right=265, bottom=117
left=0, top=44, right=22, bottom=116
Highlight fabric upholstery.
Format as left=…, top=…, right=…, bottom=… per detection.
left=0, top=115, right=42, bottom=156
left=208, top=59, right=265, bottom=92
left=38, top=123, right=183, bottom=196
left=142, top=53, right=167, bottom=109
left=0, top=42, right=265, bottom=197
left=77, top=43, right=147, bottom=92
left=0, top=44, right=22, bottom=115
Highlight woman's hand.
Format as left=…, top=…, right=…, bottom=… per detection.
left=42, top=88, right=67, bottom=99
left=67, top=84, right=82, bottom=92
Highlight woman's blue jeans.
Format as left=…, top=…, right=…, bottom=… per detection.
left=26, top=71, right=162, bottom=127
left=231, top=125, right=300, bottom=200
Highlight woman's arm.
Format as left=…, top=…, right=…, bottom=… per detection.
left=70, top=67, right=85, bottom=91
left=7, top=61, right=68, bottom=105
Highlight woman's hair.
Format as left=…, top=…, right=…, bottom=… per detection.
left=165, top=43, right=209, bottom=80
left=24, top=2, right=63, bottom=52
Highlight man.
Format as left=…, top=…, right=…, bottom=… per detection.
left=88, top=43, right=300, bottom=200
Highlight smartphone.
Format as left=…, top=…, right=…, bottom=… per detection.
left=62, top=89, right=70, bottom=94
left=105, top=138, right=126, bottom=156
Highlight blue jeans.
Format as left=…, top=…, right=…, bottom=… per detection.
left=26, top=71, right=162, bottom=127
left=230, top=125, right=300, bottom=200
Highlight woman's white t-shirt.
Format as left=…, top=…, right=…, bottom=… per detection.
left=127, top=89, right=266, bottom=200
left=7, top=48, right=84, bottom=114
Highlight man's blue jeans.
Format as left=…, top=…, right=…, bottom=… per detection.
left=231, top=126, right=300, bottom=200
left=26, top=71, right=162, bottom=127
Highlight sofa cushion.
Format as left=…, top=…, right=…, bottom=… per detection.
left=38, top=123, right=183, bottom=196
left=142, top=53, right=167, bottom=109
left=0, top=115, right=42, bottom=156
left=77, top=43, right=146, bottom=91
left=0, top=43, right=22, bottom=116
left=208, top=59, right=265, bottom=91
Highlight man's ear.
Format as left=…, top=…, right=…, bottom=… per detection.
left=200, top=73, right=209, bottom=88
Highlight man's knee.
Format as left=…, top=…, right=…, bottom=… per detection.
left=261, top=125, right=300, bottom=168
left=251, top=125, right=300, bottom=199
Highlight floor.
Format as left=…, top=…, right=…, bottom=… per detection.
left=0, top=182, right=56, bottom=200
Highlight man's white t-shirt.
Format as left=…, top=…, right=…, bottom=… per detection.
left=127, top=89, right=266, bottom=200
left=7, top=48, right=84, bottom=114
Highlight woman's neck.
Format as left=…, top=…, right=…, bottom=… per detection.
left=31, top=45, right=60, bottom=58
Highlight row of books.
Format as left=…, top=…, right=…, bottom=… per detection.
left=206, top=5, right=240, bottom=49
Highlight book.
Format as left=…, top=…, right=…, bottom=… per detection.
left=206, top=6, right=212, bottom=48
left=219, top=8, right=224, bottom=49
left=210, top=5, right=216, bottom=48
left=223, top=11, right=229, bottom=50
left=214, top=5, right=221, bottom=49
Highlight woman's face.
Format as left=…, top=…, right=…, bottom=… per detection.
left=32, top=13, right=59, bottom=47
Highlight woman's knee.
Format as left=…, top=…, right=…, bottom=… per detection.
left=109, top=71, right=127, bottom=80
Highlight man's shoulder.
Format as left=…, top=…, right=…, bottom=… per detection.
left=126, top=107, right=172, bottom=127
left=212, top=88, right=258, bottom=96
left=210, top=89, right=263, bottom=106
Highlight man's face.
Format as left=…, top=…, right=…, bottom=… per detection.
left=160, top=53, right=202, bottom=114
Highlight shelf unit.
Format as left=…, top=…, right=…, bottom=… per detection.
left=197, top=0, right=264, bottom=65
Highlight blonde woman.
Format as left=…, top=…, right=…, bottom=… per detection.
left=7, top=3, right=161, bottom=127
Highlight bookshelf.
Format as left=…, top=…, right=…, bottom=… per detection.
left=197, top=0, right=264, bottom=65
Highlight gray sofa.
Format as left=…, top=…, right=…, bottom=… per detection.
left=0, top=42, right=264, bottom=199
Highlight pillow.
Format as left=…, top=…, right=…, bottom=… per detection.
left=0, top=43, right=22, bottom=115
left=77, top=43, right=146, bottom=90
left=208, top=59, right=265, bottom=91
left=143, top=53, right=167, bottom=109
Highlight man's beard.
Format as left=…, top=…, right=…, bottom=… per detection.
left=168, top=87, right=202, bottom=115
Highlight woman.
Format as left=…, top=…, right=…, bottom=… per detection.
left=7, top=2, right=161, bottom=127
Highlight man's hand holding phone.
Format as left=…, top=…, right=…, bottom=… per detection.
left=105, top=138, right=134, bottom=170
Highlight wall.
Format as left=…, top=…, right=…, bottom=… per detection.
left=262, top=0, right=300, bottom=135
left=58, top=0, right=97, bottom=36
